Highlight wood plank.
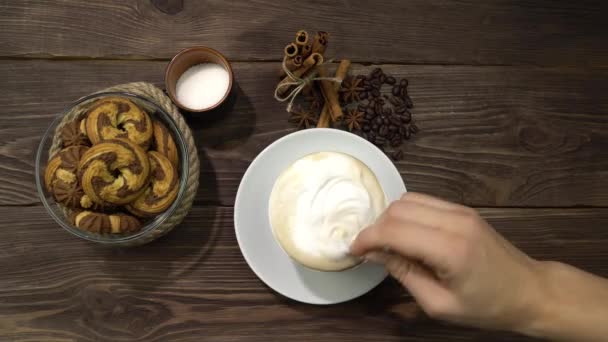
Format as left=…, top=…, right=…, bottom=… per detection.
left=2, top=206, right=608, bottom=341
left=1, top=0, right=607, bottom=65
left=2, top=60, right=608, bottom=207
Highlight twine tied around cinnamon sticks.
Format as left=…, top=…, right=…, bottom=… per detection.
left=273, top=55, right=343, bottom=113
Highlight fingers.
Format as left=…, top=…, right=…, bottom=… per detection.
left=352, top=219, right=454, bottom=271
left=401, top=192, right=468, bottom=213
left=366, top=251, right=454, bottom=312
left=398, top=193, right=482, bottom=235
left=383, top=200, right=456, bottom=231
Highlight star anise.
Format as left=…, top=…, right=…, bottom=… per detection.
left=344, top=108, right=365, bottom=131
left=339, top=77, right=365, bottom=103
left=289, top=107, right=318, bottom=129
left=304, top=86, right=323, bottom=112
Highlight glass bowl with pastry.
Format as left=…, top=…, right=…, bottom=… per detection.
left=35, top=92, right=189, bottom=245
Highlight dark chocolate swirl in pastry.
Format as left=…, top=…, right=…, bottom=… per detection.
left=54, top=180, right=85, bottom=208
left=61, top=120, right=90, bottom=147
left=44, top=145, right=89, bottom=208
left=152, top=121, right=178, bottom=168
left=84, top=97, right=153, bottom=149
left=73, top=210, right=142, bottom=234
left=127, top=151, right=179, bottom=217
left=79, top=138, right=150, bottom=205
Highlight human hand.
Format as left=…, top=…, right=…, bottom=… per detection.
left=351, top=193, right=544, bottom=332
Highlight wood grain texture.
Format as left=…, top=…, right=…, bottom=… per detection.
left=2, top=206, right=608, bottom=341
left=2, top=60, right=608, bottom=207
left=1, top=0, right=607, bottom=65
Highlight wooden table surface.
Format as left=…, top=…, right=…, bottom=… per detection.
left=2, top=1, right=608, bottom=341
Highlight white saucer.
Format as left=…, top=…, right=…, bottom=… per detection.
left=234, top=128, right=407, bottom=304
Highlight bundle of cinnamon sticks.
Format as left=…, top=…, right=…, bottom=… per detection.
left=277, top=30, right=350, bottom=128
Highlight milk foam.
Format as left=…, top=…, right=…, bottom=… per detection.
left=269, top=152, right=386, bottom=271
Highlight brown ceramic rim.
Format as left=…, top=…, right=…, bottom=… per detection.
left=165, top=46, right=234, bottom=113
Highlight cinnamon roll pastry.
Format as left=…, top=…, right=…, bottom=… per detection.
left=72, top=210, right=142, bottom=234
left=44, top=145, right=89, bottom=208
left=84, top=97, right=153, bottom=149
left=79, top=138, right=150, bottom=205
left=152, top=121, right=179, bottom=168
left=61, top=120, right=90, bottom=147
left=127, top=151, right=179, bottom=217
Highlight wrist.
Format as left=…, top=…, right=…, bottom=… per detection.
left=512, top=260, right=559, bottom=338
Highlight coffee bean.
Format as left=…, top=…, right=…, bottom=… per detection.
left=405, top=95, right=414, bottom=108
left=361, top=118, right=370, bottom=124
left=383, top=107, right=393, bottom=116
left=363, top=124, right=371, bottom=132
left=382, top=116, right=389, bottom=125
left=400, top=87, right=408, bottom=98
left=359, top=91, right=368, bottom=100
left=388, top=124, right=398, bottom=132
left=364, top=84, right=372, bottom=91
left=375, top=136, right=386, bottom=145
left=392, top=85, right=401, bottom=96
left=410, top=123, right=419, bottom=134
left=369, top=131, right=376, bottom=140
left=365, top=108, right=375, bottom=116
left=399, top=78, right=409, bottom=88
left=400, top=112, right=412, bottom=123
left=371, top=79, right=381, bottom=88
left=371, top=88, right=380, bottom=98
left=358, top=104, right=368, bottom=111
left=404, top=127, right=411, bottom=139
left=372, top=67, right=383, bottom=77
left=387, top=131, right=395, bottom=139
left=374, top=116, right=382, bottom=125
left=399, top=126, right=406, bottom=136
left=390, top=137, right=402, bottom=147
left=392, top=150, right=404, bottom=161
left=379, top=125, right=388, bottom=137
left=375, top=103, right=383, bottom=115
left=356, top=74, right=366, bottom=80
left=380, top=74, right=386, bottom=84
left=385, top=76, right=396, bottom=85
left=390, top=116, right=402, bottom=126
left=383, top=94, right=389, bottom=99
left=388, top=96, right=402, bottom=106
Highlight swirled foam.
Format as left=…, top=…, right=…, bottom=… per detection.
left=269, top=152, right=386, bottom=271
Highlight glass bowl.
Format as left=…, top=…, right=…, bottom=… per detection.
left=35, top=92, right=189, bottom=246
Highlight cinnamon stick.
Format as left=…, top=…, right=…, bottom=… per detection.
left=317, top=63, right=343, bottom=122
left=284, top=42, right=298, bottom=58
left=278, top=55, right=303, bottom=78
left=277, top=53, right=323, bottom=97
left=295, top=30, right=309, bottom=46
left=311, top=31, right=329, bottom=55
left=317, top=59, right=350, bottom=128
left=299, top=43, right=312, bottom=59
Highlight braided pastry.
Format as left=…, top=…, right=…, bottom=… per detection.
left=127, top=151, right=179, bottom=217
left=44, top=145, right=89, bottom=208
left=152, top=120, right=178, bottom=167
left=84, top=97, right=153, bottom=148
left=72, top=210, right=142, bottom=234
left=79, top=138, right=150, bottom=205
